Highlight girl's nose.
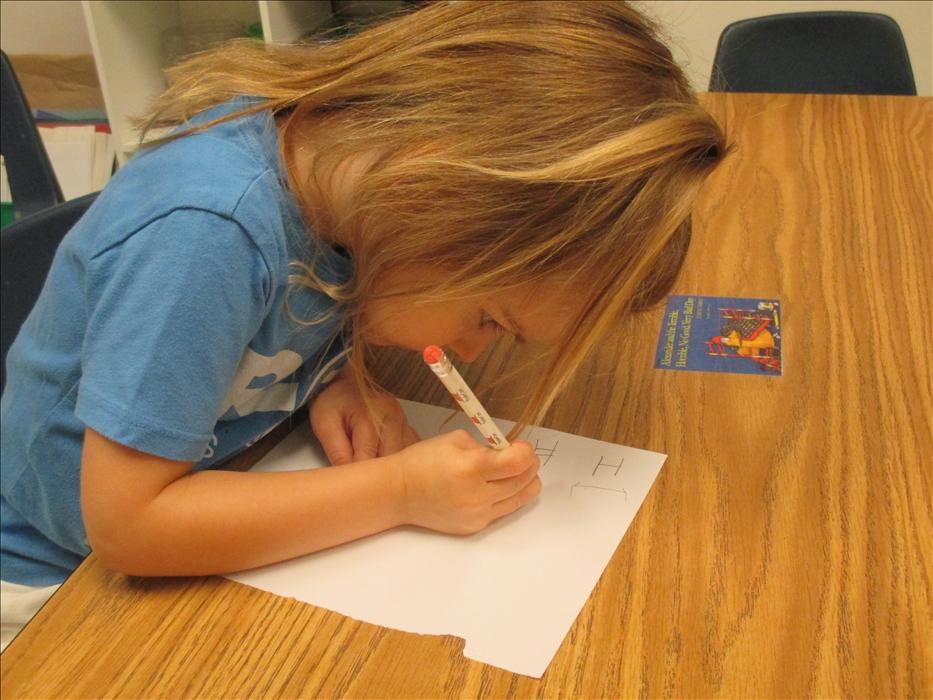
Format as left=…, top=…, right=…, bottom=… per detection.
left=448, top=329, right=496, bottom=363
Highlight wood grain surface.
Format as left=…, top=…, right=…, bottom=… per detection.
left=2, top=93, right=931, bottom=699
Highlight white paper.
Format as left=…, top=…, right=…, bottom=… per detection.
left=91, top=130, right=115, bottom=192
left=39, top=125, right=96, bottom=200
left=227, top=400, right=666, bottom=677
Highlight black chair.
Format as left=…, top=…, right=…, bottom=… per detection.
left=1, top=192, right=97, bottom=394
left=709, top=12, right=916, bottom=95
left=1, top=49, right=64, bottom=220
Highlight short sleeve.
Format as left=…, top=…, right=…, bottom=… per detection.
left=75, top=208, right=272, bottom=462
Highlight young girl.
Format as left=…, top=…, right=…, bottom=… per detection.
left=0, top=1, right=726, bottom=648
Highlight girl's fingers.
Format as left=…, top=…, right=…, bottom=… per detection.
left=376, top=411, right=407, bottom=457
left=489, top=474, right=543, bottom=522
left=373, top=397, right=419, bottom=457
left=350, top=416, right=381, bottom=461
left=310, top=411, right=354, bottom=466
left=311, top=384, right=415, bottom=463
left=403, top=423, right=421, bottom=447
left=489, top=462, right=540, bottom=501
left=481, top=440, right=538, bottom=481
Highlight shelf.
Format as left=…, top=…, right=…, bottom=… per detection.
left=82, top=0, right=334, bottom=164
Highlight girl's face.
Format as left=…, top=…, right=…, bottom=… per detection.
left=362, top=266, right=576, bottom=362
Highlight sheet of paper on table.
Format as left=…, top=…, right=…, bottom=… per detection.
left=227, top=400, right=666, bottom=678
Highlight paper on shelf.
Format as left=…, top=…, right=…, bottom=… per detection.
left=39, top=124, right=95, bottom=200
left=91, top=130, right=115, bottom=191
left=227, top=400, right=666, bottom=678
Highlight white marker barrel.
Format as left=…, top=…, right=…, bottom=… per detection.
left=423, top=345, right=509, bottom=449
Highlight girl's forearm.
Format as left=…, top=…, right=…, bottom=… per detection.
left=99, top=458, right=407, bottom=577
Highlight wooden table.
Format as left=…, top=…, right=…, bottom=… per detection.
left=2, top=93, right=931, bottom=699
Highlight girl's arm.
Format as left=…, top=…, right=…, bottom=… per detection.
left=80, top=427, right=405, bottom=576
left=80, top=426, right=540, bottom=577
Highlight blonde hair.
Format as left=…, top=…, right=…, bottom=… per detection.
left=140, top=0, right=728, bottom=432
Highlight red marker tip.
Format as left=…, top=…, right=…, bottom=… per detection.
left=423, top=345, right=444, bottom=364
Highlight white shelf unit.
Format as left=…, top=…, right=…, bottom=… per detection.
left=82, top=0, right=334, bottom=164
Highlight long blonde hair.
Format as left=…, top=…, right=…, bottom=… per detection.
left=140, top=0, right=728, bottom=431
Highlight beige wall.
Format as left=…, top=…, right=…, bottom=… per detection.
left=0, top=1, right=92, bottom=55
left=638, top=0, right=933, bottom=95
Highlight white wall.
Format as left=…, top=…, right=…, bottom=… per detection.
left=638, top=0, right=933, bottom=95
left=0, top=0, right=92, bottom=54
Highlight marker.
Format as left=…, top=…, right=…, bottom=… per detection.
left=423, top=345, right=510, bottom=449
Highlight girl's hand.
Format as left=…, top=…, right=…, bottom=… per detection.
left=390, top=430, right=542, bottom=535
left=310, top=369, right=420, bottom=465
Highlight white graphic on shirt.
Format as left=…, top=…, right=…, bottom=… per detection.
left=203, top=433, right=219, bottom=459
left=217, top=347, right=303, bottom=418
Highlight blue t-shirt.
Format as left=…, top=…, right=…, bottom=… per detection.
left=0, top=99, right=352, bottom=585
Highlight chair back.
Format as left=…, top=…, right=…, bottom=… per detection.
left=1, top=50, right=64, bottom=220
left=709, top=12, right=916, bottom=95
left=1, top=193, right=97, bottom=393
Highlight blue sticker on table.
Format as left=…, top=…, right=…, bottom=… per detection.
left=654, top=295, right=782, bottom=375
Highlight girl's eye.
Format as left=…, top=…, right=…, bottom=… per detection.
left=480, top=311, right=505, bottom=335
